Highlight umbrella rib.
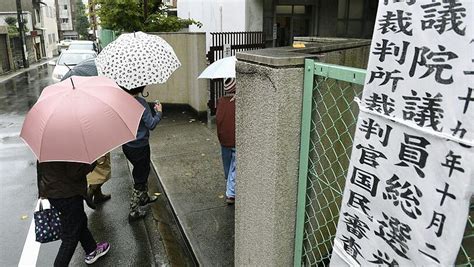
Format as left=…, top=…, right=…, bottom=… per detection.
left=38, top=94, right=68, bottom=161
left=79, top=88, right=141, bottom=138
left=74, top=101, right=92, bottom=163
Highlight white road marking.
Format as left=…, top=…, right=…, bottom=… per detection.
left=18, top=216, right=41, bottom=266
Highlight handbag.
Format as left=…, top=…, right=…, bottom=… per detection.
left=34, top=199, right=61, bottom=243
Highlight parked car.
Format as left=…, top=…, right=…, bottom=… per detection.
left=68, top=40, right=100, bottom=53
left=50, top=50, right=97, bottom=82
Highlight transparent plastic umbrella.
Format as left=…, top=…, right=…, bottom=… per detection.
left=198, top=56, right=236, bottom=79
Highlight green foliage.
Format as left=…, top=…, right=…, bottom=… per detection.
left=75, top=0, right=90, bottom=38
left=4, top=16, right=28, bottom=36
left=145, top=13, right=202, bottom=32
left=5, top=17, right=17, bottom=26
left=94, top=0, right=201, bottom=33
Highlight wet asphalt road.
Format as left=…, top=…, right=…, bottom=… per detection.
left=0, top=65, right=155, bottom=266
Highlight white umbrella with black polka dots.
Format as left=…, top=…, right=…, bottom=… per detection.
left=96, top=31, right=181, bottom=90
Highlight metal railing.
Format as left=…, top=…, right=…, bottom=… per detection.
left=294, top=59, right=473, bottom=266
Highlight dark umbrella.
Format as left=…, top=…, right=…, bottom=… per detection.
left=61, top=58, right=98, bottom=81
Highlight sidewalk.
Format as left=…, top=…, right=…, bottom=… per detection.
left=0, top=57, right=56, bottom=83
left=148, top=108, right=235, bottom=266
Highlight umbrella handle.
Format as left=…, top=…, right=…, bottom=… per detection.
left=70, top=78, right=75, bottom=89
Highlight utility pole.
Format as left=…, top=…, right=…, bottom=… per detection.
left=15, top=0, right=29, bottom=68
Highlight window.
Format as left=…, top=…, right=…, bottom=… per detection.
left=52, top=34, right=56, bottom=43
left=48, top=34, right=52, bottom=44
left=36, top=9, right=41, bottom=23
left=61, top=18, right=68, bottom=23
left=337, top=0, right=378, bottom=38
left=64, top=5, right=68, bottom=10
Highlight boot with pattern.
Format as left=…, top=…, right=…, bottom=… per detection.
left=138, top=188, right=158, bottom=206
left=129, top=189, right=147, bottom=221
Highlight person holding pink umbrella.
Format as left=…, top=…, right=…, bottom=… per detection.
left=37, top=161, right=110, bottom=266
left=21, top=76, right=145, bottom=265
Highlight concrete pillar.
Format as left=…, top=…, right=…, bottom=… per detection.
left=234, top=48, right=313, bottom=266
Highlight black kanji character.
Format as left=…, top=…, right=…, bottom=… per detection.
left=374, top=212, right=411, bottom=259
left=441, top=150, right=464, bottom=177
left=421, top=1, right=466, bottom=36
left=403, top=90, right=444, bottom=131
left=369, top=249, right=399, bottom=267
left=356, top=144, right=387, bottom=169
left=458, top=87, right=474, bottom=114
left=409, top=45, right=458, bottom=85
left=426, top=211, right=446, bottom=238
left=383, top=174, right=423, bottom=219
left=451, top=121, right=467, bottom=139
left=378, top=10, right=413, bottom=36
left=343, top=212, right=370, bottom=239
left=359, top=118, right=393, bottom=147
left=368, top=67, right=404, bottom=92
left=347, top=190, right=371, bottom=216
left=436, top=182, right=456, bottom=206
left=464, top=56, right=474, bottom=76
left=418, top=243, right=440, bottom=264
left=373, top=39, right=410, bottom=64
left=350, top=166, right=380, bottom=197
left=340, top=235, right=363, bottom=264
left=364, top=92, right=396, bottom=115
left=396, top=134, right=431, bottom=178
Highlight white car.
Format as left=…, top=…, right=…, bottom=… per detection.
left=50, top=50, right=97, bottom=82
left=68, top=40, right=100, bottom=53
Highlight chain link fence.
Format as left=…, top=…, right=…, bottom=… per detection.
left=294, top=60, right=473, bottom=266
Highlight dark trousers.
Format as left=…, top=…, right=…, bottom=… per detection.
left=49, top=196, right=96, bottom=267
left=122, top=144, right=151, bottom=190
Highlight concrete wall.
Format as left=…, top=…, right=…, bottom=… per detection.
left=234, top=56, right=305, bottom=266
left=234, top=38, right=370, bottom=265
left=144, top=32, right=208, bottom=114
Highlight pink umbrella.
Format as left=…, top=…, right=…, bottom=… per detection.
left=20, top=76, right=145, bottom=164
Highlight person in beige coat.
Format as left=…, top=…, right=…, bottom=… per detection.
left=86, top=153, right=112, bottom=208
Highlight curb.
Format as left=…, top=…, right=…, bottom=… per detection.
left=149, top=160, right=199, bottom=266
left=0, top=58, right=56, bottom=83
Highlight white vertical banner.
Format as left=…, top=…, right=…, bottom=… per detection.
left=331, top=0, right=474, bottom=266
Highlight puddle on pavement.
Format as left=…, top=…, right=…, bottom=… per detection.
left=149, top=166, right=197, bottom=266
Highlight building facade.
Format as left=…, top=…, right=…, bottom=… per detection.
left=41, top=0, right=59, bottom=57
left=0, top=0, right=48, bottom=70
left=177, top=0, right=263, bottom=51
left=56, top=0, right=77, bottom=40
left=262, top=0, right=378, bottom=47
left=179, top=0, right=378, bottom=50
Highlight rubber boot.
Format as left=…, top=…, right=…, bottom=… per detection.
left=138, top=187, right=158, bottom=206
left=85, top=187, right=97, bottom=210
left=92, top=184, right=111, bottom=204
left=129, top=189, right=147, bottom=221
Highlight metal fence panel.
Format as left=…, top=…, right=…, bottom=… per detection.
left=294, top=60, right=474, bottom=266
left=99, top=29, right=118, bottom=49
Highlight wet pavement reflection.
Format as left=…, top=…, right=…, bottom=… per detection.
left=0, top=65, right=56, bottom=266
left=0, top=65, right=53, bottom=115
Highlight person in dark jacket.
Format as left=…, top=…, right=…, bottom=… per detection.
left=216, top=78, right=236, bottom=204
left=122, top=85, right=162, bottom=221
left=37, top=161, right=110, bottom=266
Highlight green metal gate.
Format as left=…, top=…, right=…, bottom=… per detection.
left=294, top=59, right=474, bottom=266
